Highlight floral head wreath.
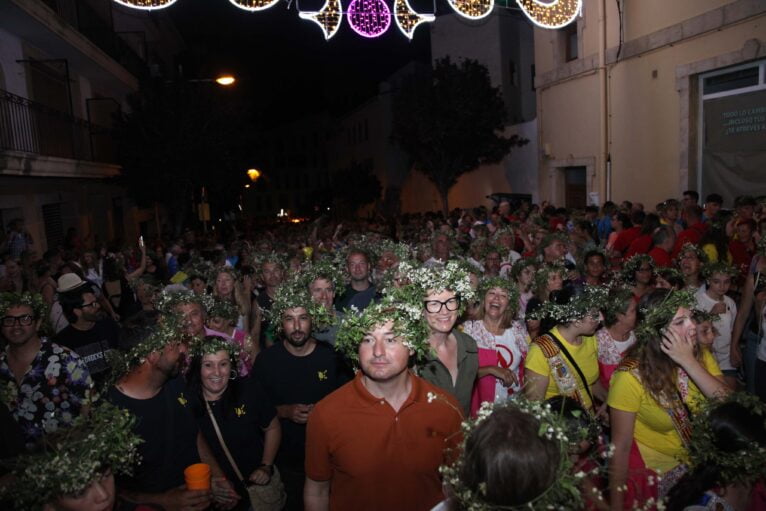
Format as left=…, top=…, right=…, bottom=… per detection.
left=267, top=275, right=335, bottom=333
left=655, top=266, right=684, bottom=282
left=537, top=232, right=569, bottom=257
left=110, top=314, right=190, bottom=378
left=634, top=289, right=696, bottom=345
left=400, top=260, right=477, bottom=310
left=131, top=275, right=160, bottom=295
left=1, top=403, right=141, bottom=511
left=491, top=226, right=516, bottom=244
left=0, top=291, right=48, bottom=319
left=183, top=257, right=215, bottom=280
left=674, top=242, right=709, bottom=265
left=510, top=257, right=537, bottom=282
left=301, top=259, right=346, bottom=294
left=191, top=335, right=242, bottom=361
left=156, top=288, right=214, bottom=316
left=533, top=262, right=567, bottom=292
left=477, top=277, right=520, bottom=317
left=252, top=251, right=286, bottom=272
left=687, top=392, right=766, bottom=486
left=207, top=297, right=239, bottom=323
left=620, top=254, right=654, bottom=284
left=374, top=259, right=417, bottom=291
left=208, top=265, right=241, bottom=285
left=692, top=308, right=720, bottom=324
left=701, top=261, right=740, bottom=280
left=335, top=235, right=378, bottom=267
left=526, top=284, right=610, bottom=324
left=439, top=397, right=602, bottom=511
left=375, top=239, right=412, bottom=264
left=335, top=287, right=430, bottom=364
left=601, top=285, right=635, bottom=325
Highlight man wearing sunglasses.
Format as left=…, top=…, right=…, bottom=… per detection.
left=0, top=292, right=94, bottom=448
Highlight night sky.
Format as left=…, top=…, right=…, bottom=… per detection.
left=167, top=0, right=435, bottom=123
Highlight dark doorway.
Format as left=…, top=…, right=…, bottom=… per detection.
left=564, top=166, right=586, bottom=208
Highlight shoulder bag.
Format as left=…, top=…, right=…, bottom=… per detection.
left=204, top=399, right=286, bottom=511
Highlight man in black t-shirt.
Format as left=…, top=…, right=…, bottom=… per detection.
left=56, top=282, right=120, bottom=386
left=107, top=312, right=239, bottom=511
left=335, top=249, right=376, bottom=311
left=251, top=284, right=348, bottom=511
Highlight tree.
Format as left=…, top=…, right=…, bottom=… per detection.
left=391, top=57, right=527, bottom=215
left=330, top=160, right=382, bottom=217
left=113, top=80, right=253, bottom=235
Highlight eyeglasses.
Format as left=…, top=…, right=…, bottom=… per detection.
left=1, top=315, right=34, bottom=327
left=424, top=297, right=460, bottom=313
left=79, top=301, right=100, bottom=309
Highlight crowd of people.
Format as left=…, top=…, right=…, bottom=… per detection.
left=0, top=189, right=765, bottom=511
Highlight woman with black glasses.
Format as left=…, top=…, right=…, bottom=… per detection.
left=405, top=261, right=479, bottom=415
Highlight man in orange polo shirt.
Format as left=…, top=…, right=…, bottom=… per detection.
left=304, top=301, right=463, bottom=511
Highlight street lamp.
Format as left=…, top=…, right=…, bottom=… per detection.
left=247, top=168, right=262, bottom=182
left=215, top=75, right=236, bottom=86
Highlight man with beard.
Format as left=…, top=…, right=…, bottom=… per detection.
left=252, top=283, right=347, bottom=511
left=55, top=275, right=120, bottom=386
left=107, top=313, right=238, bottom=511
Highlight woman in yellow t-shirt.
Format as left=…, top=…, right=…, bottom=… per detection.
left=607, top=289, right=730, bottom=511
left=524, top=285, right=609, bottom=414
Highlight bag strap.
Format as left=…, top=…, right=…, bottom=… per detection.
left=546, top=332, right=595, bottom=406
left=205, top=399, right=246, bottom=483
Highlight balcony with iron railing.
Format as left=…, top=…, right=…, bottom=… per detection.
left=39, top=0, right=148, bottom=79
left=0, top=88, right=116, bottom=164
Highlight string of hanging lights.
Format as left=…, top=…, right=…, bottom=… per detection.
left=112, top=0, right=580, bottom=39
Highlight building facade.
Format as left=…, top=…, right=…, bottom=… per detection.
left=533, top=0, right=766, bottom=209
left=396, top=11, right=540, bottom=213
left=0, top=0, right=181, bottom=253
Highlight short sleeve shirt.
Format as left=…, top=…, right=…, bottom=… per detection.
left=525, top=327, right=599, bottom=409
left=251, top=341, right=347, bottom=465
left=0, top=337, right=94, bottom=448
left=54, top=318, right=121, bottom=385
left=189, top=380, right=276, bottom=498
left=305, top=372, right=463, bottom=511
left=607, top=350, right=722, bottom=472
left=107, top=377, right=201, bottom=493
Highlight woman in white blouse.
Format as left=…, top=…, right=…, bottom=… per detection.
left=463, top=277, right=528, bottom=415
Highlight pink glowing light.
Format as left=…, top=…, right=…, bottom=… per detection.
left=347, top=0, right=391, bottom=38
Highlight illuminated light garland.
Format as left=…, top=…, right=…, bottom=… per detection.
left=228, top=0, right=280, bottom=11
left=347, top=0, right=392, bottom=38
left=299, top=0, right=343, bottom=40
left=113, top=0, right=179, bottom=9
left=447, top=0, right=493, bottom=20
left=394, top=0, right=434, bottom=39
left=516, top=0, right=581, bottom=29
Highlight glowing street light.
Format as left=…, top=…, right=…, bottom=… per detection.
left=247, top=168, right=262, bottom=182
left=215, top=74, right=236, bottom=86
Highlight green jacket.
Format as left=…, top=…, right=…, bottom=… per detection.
left=418, top=330, right=479, bottom=415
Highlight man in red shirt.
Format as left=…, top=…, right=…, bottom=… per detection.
left=729, top=219, right=757, bottom=281
left=671, top=205, right=707, bottom=259
left=648, top=226, right=675, bottom=268
left=304, top=303, right=463, bottom=511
